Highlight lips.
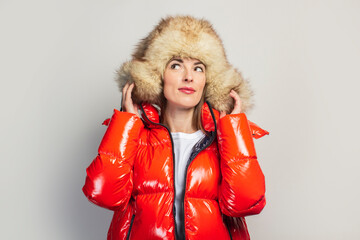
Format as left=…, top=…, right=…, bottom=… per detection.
left=178, top=87, right=195, bottom=94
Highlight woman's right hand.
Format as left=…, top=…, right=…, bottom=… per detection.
left=122, top=82, right=140, bottom=117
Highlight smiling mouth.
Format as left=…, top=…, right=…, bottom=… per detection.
left=178, top=87, right=195, bottom=94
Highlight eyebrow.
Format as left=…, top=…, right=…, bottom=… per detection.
left=194, top=62, right=204, bottom=66
left=172, top=58, right=183, bottom=63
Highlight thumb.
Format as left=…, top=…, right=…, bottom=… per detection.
left=220, top=111, right=226, bottom=119
left=134, top=104, right=140, bottom=117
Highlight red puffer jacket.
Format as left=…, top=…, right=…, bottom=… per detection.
left=82, top=102, right=268, bottom=240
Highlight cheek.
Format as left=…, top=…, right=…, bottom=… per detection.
left=194, top=80, right=206, bottom=103
left=163, top=85, right=172, bottom=101
left=163, top=72, right=180, bottom=95
left=163, top=80, right=176, bottom=101
left=198, top=77, right=206, bottom=93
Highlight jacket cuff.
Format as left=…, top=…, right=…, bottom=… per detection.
left=217, top=113, right=256, bottom=159
left=98, top=109, right=143, bottom=159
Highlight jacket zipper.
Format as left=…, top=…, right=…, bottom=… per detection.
left=226, top=224, right=233, bottom=240
left=126, top=214, right=135, bottom=240
left=181, top=102, right=217, bottom=239
left=140, top=101, right=217, bottom=240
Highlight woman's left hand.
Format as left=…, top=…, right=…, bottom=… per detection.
left=220, top=90, right=242, bottom=118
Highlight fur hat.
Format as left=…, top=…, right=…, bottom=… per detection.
left=116, top=15, right=253, bottom=113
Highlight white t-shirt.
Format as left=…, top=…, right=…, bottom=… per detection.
left=171, top=130, right=205, bottom=231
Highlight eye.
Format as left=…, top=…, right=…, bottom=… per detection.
left=170, top=63, right=181, bottom=70
left=194, top=66, right=204, bottom=72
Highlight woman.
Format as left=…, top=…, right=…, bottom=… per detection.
left=83, top=16, right=269, bottom=240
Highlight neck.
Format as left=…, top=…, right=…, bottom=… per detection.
left=163, top=106, right=196, bottom=133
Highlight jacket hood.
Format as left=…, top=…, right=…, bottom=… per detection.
left=116, top=15, right=254, bottom=113
left=101, top=102, right=268, bottom=139
left=138, top=102, right=269, bottom=139
left=140, top=101, right=218, bottom=133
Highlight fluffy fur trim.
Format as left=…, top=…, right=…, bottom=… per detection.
left=116, top=15, right=253, bottom=113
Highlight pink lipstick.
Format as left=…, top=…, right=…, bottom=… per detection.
left=178, top=87, right=195, bottom=94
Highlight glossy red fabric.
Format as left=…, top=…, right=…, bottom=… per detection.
left=83, top=102, right=267, bottom=240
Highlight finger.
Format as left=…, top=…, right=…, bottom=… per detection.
left=125, top=83, right=135, bottom=112
left=134, top=104, right=140, bottom=117
left=122, top=83, right=130, bottom=109
left=126, top=83, right=135, bottom=102
left=122, top=82, right=130, bottom=96
left=220, top=111, right=226, bottom=119
left=230, top=90, right=242, bottom=114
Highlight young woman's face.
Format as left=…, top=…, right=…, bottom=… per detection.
left=163, top=57, right=206, bottom=111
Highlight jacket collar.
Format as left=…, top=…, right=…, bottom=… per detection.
left=140, top=101, right=219, bottom=133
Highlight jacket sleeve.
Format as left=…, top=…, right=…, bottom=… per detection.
left=217, top=113, right=266, bottom=217
left=82, top=109, right=143, bottom=211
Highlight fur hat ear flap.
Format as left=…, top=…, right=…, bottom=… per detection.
left=115, top=61, right=133, bottom=90
left=129, top=60, right=163, bottom=105
left=206, top=67, right=253, bottom=113
left=116, top=60, right=163, bottom=105
left=232, top=70, right=254, bottom=113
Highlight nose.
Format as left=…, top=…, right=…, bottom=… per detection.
left=184, top=68, right=193, bottom=82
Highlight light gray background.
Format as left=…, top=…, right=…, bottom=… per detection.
left=1, top=0, right=360, bottom=239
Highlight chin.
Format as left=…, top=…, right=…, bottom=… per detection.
left=167, top=100, right=200, bottom=110
left=165, top=92, right=203, bottom=110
